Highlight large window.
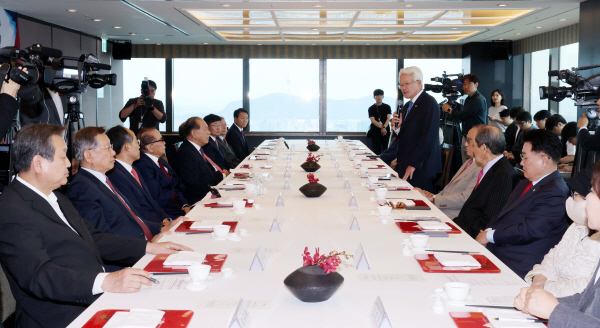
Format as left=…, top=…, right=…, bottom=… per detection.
left=326, top=59, right=397, bottom=132
left=530, top=49, right=550, bottom=114
left=249, top=59, right=320, bottom=132
left=122, top=58, right=167, bottom=131
left=404, top=59, right=463, bottom=104
left=558, top=43, right=579, bottom=123
left=173, top=59, right=243, bottom=129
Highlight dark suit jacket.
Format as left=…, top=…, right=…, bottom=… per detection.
left=504, top=122, right=519, bottom=152
left=454, top=156, right=519, bottom=239
left=133, top=154, right=189, bottom=219
left=175, top=140, right=222, bottom=204
left=66, top=168, right=162, bottom=239
left=0, top=179, right=146, bottom=328
left=380, top=137, right=399, bottom=166
left=486, top=170, right=570, bottom=278
left=203, top=137, right=229, bottom=170
left=0, top=94, right=19, bottom=139
left=225, top=124, right=250, bottom=160
left=449, top=90, right=488, bottom=135
left=106, top=161, right=170, bottom=224
left=19, top=88, right=67, bottom=127
left=394, top=91, right=442, bottom=179
left=578, top=127, right=600, bottom=152
left=217, top=137, right=242, bottom=169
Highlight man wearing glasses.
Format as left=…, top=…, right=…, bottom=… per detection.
left=507, top=111, right=537, bottom=166
left=477, top=129, right=570, bottom=278
left=202, top=114, right=230, bottom=174
left=119, top=80, right=166, bottom=135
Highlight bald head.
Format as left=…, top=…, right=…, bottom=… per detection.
left=475, top=125, right=506, bottom=156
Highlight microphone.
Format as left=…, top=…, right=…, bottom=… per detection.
left=30, top=46, right=63, bottom=58
left=395, top=99, right=404, bottom=128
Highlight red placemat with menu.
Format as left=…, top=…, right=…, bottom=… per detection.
left=175, top=221, right=238, bottom=233
left=82, top=309, right=194, bottom=328
left=395, top=222, right=461, bottom=233
left=415, top=254, right=501, bottom=273
left=144, top=254, right=227, bottom=273
left=368, top=165, right=387, bottom=169
left=204, top=200, right=253, bottom=208
left=449, top=312, right=490, bottom=328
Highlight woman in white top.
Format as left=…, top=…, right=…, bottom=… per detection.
left=525, top=168, right=600, bottom=297
left=487, top=89, right=507, bottom=132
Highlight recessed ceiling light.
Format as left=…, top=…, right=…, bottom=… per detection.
left=67, top=9, right=77, bottom=13
left=144, top=38, right=150, bottom=41
left=129, top=33, right=136, bottom=35
left=366, top=44, right=370, bottom=45
left=405, top=5, right=414, bottom=8
left=221, top=4, right=231, bottom=7
left=257, top=43, right=262, bottom=45
left=311, top=43, right=316, bottom=45
left=420, top=43, right=424, bottom=45
left=498, top=4, right=508, bottom=7
left=381, top=28, right=387, bottom=30
left=535, top=26, right=543, bottom=29
left=114, top=26, right=122, bottom=29
left=313, top=5, right=322, bottom=8
left=311, top=28, right=319, bottom=31
left=499, top=38, right=504, bottom=40
left=156, top=43, right=161, bottom=45
left=93, top=19, right=102, bottom=22
left=559, top=18, right=567, bottom=21
left=515, top=32, right=522, bottom=35
left=243, top=27, right=250, bottom=30
left=451, top=27, right=457, bottom=30
left=203, top=43, right=208, bottom=45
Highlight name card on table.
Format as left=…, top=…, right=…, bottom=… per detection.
left=284, top=169, right=291, bottom=178
left=276, top=192, right=285, bottom=207
left=283, top=178, right=290, bottom=190
left=349, top=211, right=360, bottom=230
left=343, top=178, right=352, bottom=190
left=287, top=153, right=292, bottom=160
left=229, top=298, right=250, bottom=328
left=355, top=243, right=370, bottom=270
left=250, top=245, right=267, bottom=271
left=286, top=161, right=292, bottom=169
left=348, top=192, right=358, bottom=207
left=270, top=214, right=281, bottom=232
left=370, top=296, right=393, bottom=328
left=337, top=169, right=343, bottom=178
left=334, top=160, right=340, bottom=169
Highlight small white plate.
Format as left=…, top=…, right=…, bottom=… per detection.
left=211, top=232, right=227, bottom=240
left=226, top=234, right=242, bottom=242
left=185, top=281, right=207, bottom=291
left=231, top=209, right=246, bottom=214
left=440, top=294, right=475, bottom=306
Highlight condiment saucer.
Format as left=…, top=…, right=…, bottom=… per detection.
left=211, top=233, right=227, bottom=240
left=440, top=294, right=475, bottom=306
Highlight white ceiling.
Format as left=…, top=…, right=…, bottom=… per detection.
left=0, top=0, right=583, bottom=45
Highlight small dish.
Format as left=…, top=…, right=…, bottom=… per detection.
left=185, top=281, right=208, bottom=291
left=231, top=208, right=247, bottom=214
left=226, top=233, right=241, bottom=241
left=211, top=232, right=227, bottom=240
left=440, top=294, right=475, bottom=306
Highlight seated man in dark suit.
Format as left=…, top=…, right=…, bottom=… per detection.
left=217, top=116, right=241, bottom=169
left=0, top=124, right=190, bottom=328
left=67, top=127, right=175, bottom=242
left=508, top=111, right=538, bottom=165
left=225, top=108, right=250, bottom=160
left=503, top=107, right=524, bottom=154
left=202, top=114, right=230, bottom=174
left=176, top=117, right=223, bottom=204
left=478, top=129, right=570, bottom=278
left=453, top=125, right=519, bottom=238
left=135, top=127, right=191, bottom=219
left=106, top=126, right=184, bottom=225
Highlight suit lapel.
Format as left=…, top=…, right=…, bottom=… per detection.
left=79, top=169, right=132, bottom=216
left=115, top=161, right=142, bottom=190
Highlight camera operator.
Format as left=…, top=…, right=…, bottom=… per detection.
left=19, top=83, right=67, bottom=128
left=119, top=80, right=166, bottom=135
left=0, top=67, right=26, bottom=138
left=576, top=99, right=600, bottom=152
left=441, top=74, right=487, bottom=163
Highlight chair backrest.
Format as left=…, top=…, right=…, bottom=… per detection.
left=0, top=265, right=15, bottom=323
left=172, top=141, right=182, bottom=154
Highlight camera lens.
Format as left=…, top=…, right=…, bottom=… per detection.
left=539, top=86, right=548, bottom=100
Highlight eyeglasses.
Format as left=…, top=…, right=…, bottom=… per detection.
left=210, top=123, right=223, bottom=127
left=520, top=153, right=549, bottom=161
left=92, top=144, right=113, bottom=151
left=398, top=81, right=417, bottom=88
left=148, top=138, right=165, bottom=145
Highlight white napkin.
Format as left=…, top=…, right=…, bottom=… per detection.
left=103, top=309, right=165, bottom=328
left=395, top=199, right=416, bottom=207
left=216, top=197, right=232, bottom=205
left=190, top=220, right=223, bottom=230
left=434, top=254, right=481, bottom=267
left=261, top=165, right=272, bottom=169
left=257, top=150, right=270, bottom=155
left=163, top=251, right=207, bottom=266
left=418, top=221, right=450, bottom=230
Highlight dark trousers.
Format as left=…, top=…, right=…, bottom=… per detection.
left=369, top=127, right=390, bottom=155
left=407, top=171, right=435, bottom=193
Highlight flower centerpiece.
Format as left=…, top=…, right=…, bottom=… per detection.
left=299, top=173, right=327, bottom=197
left=283, top=247, right=352, bottom=302
left=300, top=153, right=322, bottom=172
left=306, top=139, right=320, bottom=152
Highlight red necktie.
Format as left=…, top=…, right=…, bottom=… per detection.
left=131, top=168, right=142, bottom=188
left=474, top=169, right=484, bottom=189
left=106, top=177, right=153, bottom=240
left=520, top=182, right=533, bottom=197
left=215, top=138, right=219, bottom=148
left=202, top=151, right=224, bottom=174
left=158, top=160, right=172, bottom=180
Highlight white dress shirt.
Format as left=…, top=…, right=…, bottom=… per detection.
left=145, top=153, right=161, bottom=167
left=81, top=167, right=111, bottom=190
left=116, top=159, right=135, bottom=178
left=478, top=154, right=504, bottom=183
left=16, top=175, right=107, bottom=295
left=47, top=88, right=64, bottom=125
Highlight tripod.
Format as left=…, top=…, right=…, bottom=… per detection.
left=63, top=93, right=85, bottom=183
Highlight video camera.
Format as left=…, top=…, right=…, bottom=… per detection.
left=539, top=64, right=600, bottom=123
left=424, top=71, right=464, bottom=110
left=51, top=54, right=117, bottom=94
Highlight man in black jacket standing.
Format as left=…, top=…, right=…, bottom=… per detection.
left=442, top=74, right=487, bottom=163
left=225, top=108, right=250, bottom=160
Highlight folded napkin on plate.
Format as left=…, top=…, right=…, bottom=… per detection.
left=434, top=254, right=481, bottom=267
left=261, top=165, right=272, bottom=169
left=103, top=309, right=165, bottom=328
left=418, top=221, right=450, bottom=230
left=256, top=150, right=270, bottom=155
left=216, top=197, right=232, bottom=205
left=163, top=251, right=207, bottom=266
left=190, top=220, right=223, bottom=230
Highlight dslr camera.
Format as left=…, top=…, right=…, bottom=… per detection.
left=424, top=71, right=464, bottom=110
left=141, top=78, right=153, bottom=107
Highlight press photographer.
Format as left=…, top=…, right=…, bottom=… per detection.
left=0, top=67, right=25, bottom=139
left=119, top=79, right=166, bottom=134
left=441, top=74, right=487, bottom=162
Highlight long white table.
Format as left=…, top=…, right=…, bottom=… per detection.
left=68, top=139, right=535, bottom=328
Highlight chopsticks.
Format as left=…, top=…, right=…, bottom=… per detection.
left=424, top=250, right=480, bottom=254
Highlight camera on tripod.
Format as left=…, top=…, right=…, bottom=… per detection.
left=424, top=71, right=465, bottom=110
left=539, top=64, right=600, bottom=126
left=51, top=53, right=117, bottom=94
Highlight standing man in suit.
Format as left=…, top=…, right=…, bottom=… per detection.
left=176, top=117, right=223, bottom=204
left=67, top=127, right=175, bottom=243
left=106, top=126, right=182, bottom=225
left=203, top=114, right=230, bottom=173
left=478, top=129, right=570, bottom=278
left=391, top=66, right=441, bottom=193
left=415, top=125, right=483, bottom=219
left=453, top=125, right=519, bottom=238
left=135, top=127, right=191, bottom=219
left=442, top=74, right=488, bottom=163
left=218, top=117, right=242, bottom=168
left=0, top=124, right=191, bottom=328
left=226, top=108, right=250, bottom=160
left=20, top=86, right=67, bottom=128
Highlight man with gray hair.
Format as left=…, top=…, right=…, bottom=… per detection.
left=391, top=66, right=441, bottom=192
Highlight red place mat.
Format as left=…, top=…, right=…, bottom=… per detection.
left=238, top=165, right=252, bottom=169
left=395, top=221, right=461, bottom=233
left=449, top=312, right=490, bottom=328
left=368, top=165, right=387, bottom=169
left=82, top=309, right=194, bottom=328
left=144, top=254, right=227, bottom=273
left=175, top=221, right=238, bottom=233
left=362, top=158, right=378, bottom=161
left=415, top=254, right=501, bottom=273
left=205, top=199, right=253, bottom=208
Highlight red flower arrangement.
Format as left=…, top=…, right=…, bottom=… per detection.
left=306, top=153, right=322, bottom=163
left=307, top=139, right=316, bottom=145
left=303, top=247, right=352, bottom=274
left=307, top=173, right=319, bottom=184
